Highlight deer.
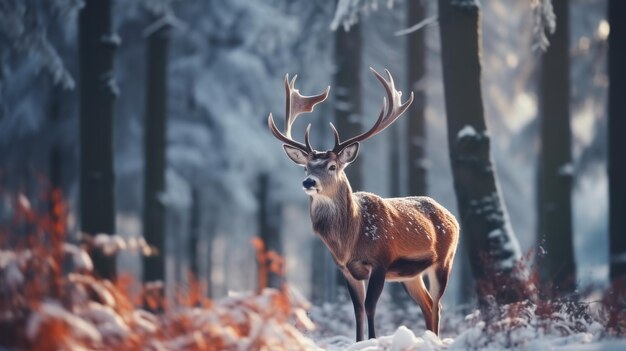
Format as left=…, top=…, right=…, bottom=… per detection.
left=268, top=68, right=459, bottom=341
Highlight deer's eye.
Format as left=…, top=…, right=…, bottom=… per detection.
left=328, top=165, right=337, bottom=171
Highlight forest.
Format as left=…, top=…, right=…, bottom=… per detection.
left=0, top=0, right=625, bottom=350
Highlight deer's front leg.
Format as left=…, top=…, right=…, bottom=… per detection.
left=342, top=270, right=366, bottom=342
left=364, top=266, right=386, bottom=339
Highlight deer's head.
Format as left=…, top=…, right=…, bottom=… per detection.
left=268, top=68, right=413, bottom=198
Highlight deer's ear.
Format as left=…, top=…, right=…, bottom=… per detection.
left=338, top=143, right=359, bottom=165
left=283, top=145, right=308, bottom=166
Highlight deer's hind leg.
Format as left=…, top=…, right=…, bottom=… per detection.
left=402, top=275, right=434, bottom=332
left=425, top=264, right=451, bottom=336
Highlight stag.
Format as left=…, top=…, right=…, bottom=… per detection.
left=268, top=68, right=459, bottom=341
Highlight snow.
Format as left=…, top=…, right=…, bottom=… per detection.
left=26, top=302, right=102, bottom=343
left=90, top=233, right=154, bottom=256
left=100, top=33, right=122, bottom=46
left=456, top=125, right=478, bottom=140
left=316, top=325, right=626, bottom=350
left=64, top=243, right=94, bottom=271
left=558, top=162, right=575, bottom=176
left=313, top=317, right=626, bottom=351
left=531, top=0, right=556, bottom=51
left=331, top=0, right=395, bottom=31
left=80, top=302, right=129, bottom=334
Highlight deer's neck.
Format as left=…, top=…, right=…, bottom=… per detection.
left=309, top=176, right=360, bottom=256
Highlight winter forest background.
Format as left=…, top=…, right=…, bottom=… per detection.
left=1, top=0, right=625, bottom=350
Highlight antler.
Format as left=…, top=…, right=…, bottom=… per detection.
left=268, top=74, right=330, bottom=153
left=331, top=68, right=414, bottom=154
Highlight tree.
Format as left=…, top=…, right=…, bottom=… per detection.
left=79, top=0, right=119, bottom=280
left=389, top=0, right=429, bottom=307
left=332, top=15, right=363, bottom=300
left=334, top=23, right=363, bottom=191
left=537, top=0, right=575, bottom=294
left=256, top=173, right=284, bottom=289
left=608, top=0, right=626, bottom=284
left=188, top=188, right=201, bottom=279
left=437, top=0, right=528, bottom=304
left=142, top=17, right=171, bottom=292
left=406, top=0, right=428, bottom=199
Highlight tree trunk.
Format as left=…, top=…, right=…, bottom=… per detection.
left=189, top=188, right=201, bottom=279
left=79, top=0, right=118, bottom=280
left=311, top=240, right=339, bottom=303
left=334, top=18, right=362, bottom=296
left=438, top=0, right=527, bottom=304
left=49, top=86, right=63, bottom=195
left=334, top=23, right=363, bottom=190
left=537, top=0, right=575, bottom=294
left=609, top=0, right=626, bottom=284
left=256, top=173, right=284, bottom=289
left=406, top=0, right=428, bottom=198
left=204, top=199, right=218, bottom=298
left=142, top=21, right=170, bottom=293
left=390, top=0, right=430, bottom=308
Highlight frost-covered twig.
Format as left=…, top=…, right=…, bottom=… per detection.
left=330, top=0, right=395, bottom=31
left=394, top=15, right=438, bottom=36
left=531, top=0, right=556, bottom=51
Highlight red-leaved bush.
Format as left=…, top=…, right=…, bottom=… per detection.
left=0, top=191, right=318, bottom=351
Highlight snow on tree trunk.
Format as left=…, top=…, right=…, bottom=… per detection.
left=142, top=18, right=170, bottom=297
left=437, top=0, right=528, bottom=304
left=79, top=0, right=119, bottom=281
left=608, top=0, right=626, bottom=284
left=537, top=0, right=576, bottom=294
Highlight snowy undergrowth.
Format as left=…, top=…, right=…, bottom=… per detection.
left=307, top=291, right=625, bottom=351
left=0, top=243, right=319, bottom=350
left=0, top=193, right=319, bottom=351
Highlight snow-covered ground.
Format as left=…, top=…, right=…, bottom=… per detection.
left=316, top=325, right=626, bottom=351
left=2, top=239, right=626, bottom=350
left=307, top=295, right=626, bottom=351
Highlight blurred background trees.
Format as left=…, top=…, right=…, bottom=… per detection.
left=0, top=0, right=616, bottom=309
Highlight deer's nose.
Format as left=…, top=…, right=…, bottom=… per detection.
left=302, top=178, right=316, bottom=189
